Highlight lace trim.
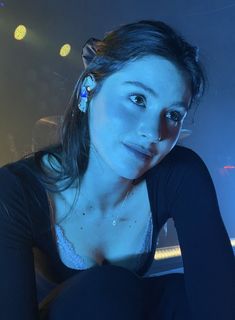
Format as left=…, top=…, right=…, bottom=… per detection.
left=55, top=212, right=153, bottom=271
left=55, top=224, right=87, bottom=269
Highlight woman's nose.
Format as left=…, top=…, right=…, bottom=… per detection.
left=137, top=113, right=163, bottom=142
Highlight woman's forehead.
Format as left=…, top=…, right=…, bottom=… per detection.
left=106, top=55, right=185, bottom=84
left=103, top=56, right=188, bottom=91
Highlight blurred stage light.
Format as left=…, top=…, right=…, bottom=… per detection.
left=155, top=245, right=182, bottom=260
left=154, top=238, right=235, bottom=260
left=14, top=25, right=27, bottom=40
left=59, top=44, right=71, bottom=57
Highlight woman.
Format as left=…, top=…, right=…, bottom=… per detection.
left=0, top=20, right=234, bottom=320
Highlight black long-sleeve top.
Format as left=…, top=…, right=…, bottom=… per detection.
left=0, top=145, right=234, bottom=319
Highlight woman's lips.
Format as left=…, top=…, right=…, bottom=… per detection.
left=123, top=143, right=152, bottom=161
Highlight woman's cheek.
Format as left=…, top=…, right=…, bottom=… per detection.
left=109, top=101, right=140, bottom=124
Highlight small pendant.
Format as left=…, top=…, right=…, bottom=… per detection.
left=112, top=219, right=117, bottom=226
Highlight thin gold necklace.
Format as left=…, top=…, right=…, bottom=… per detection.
left=78, top=187, right=134, bottom=227
left=111, top=188, right=133, bottom=226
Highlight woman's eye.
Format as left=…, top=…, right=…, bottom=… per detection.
left=129, top=94, right=146, bottom=107
left=166, top=110, right=184, bottom=123
left=128, top=94, right=184, bottom=123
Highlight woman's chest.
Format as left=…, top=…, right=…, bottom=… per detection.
left=50, top=182, right=153, bottom=269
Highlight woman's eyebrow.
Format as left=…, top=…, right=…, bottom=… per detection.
left=122, top=80, right=188, bottom=111
left=122, top=80, right=159, bottom=98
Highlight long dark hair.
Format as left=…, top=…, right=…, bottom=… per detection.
left=24, top=19, right=207, bottom=221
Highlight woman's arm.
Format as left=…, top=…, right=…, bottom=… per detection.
left=168, top=148, right=235, bottom=320
left=0, top=167, right=39, bottom=320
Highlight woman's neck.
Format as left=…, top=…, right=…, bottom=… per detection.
left=77, top=146, right=149, bottom=213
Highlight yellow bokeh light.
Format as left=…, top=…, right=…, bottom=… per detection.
left=60, top=44, right=71, bottom=57
left=14, top=25, right=27, bottom=40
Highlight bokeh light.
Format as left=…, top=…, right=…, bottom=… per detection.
left=14, top=25, right=27, bottom=40
left=59, top=44, right=71, bottom=57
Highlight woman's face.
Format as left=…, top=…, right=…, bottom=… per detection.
left=88, top=55, right=192, bottom=180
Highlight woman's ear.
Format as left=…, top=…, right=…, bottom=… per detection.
left=77, top=74, right=97, bottom=101
left=83, top=74, right=97, bottom=91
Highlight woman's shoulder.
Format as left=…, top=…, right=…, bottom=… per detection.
left=0, top=158, right=42, bottom=201
left=0, top=156, right=52, bottom=225
left=0, top=160, right=34, bottom=227
left=161, top=144, right=207, bottom=170
left=1, top=144, right=63, bottom=181
left=0, top=161, right=24, bottom=195
left=0, top=156, right=35, bottom=187
left=0, top=152, right=53, bottom=203
left=167, top=144, right=203, bottom=161
left=147, top=144, right=208, bottom=183
left=1, top=156, right=38, bottom=182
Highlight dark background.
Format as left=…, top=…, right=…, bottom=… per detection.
left=0, top=0, right=235, bottom=240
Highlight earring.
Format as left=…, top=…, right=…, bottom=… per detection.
left=78, top=75, right=96, bottom=113
left=78, top=86, right=89, bottom=112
